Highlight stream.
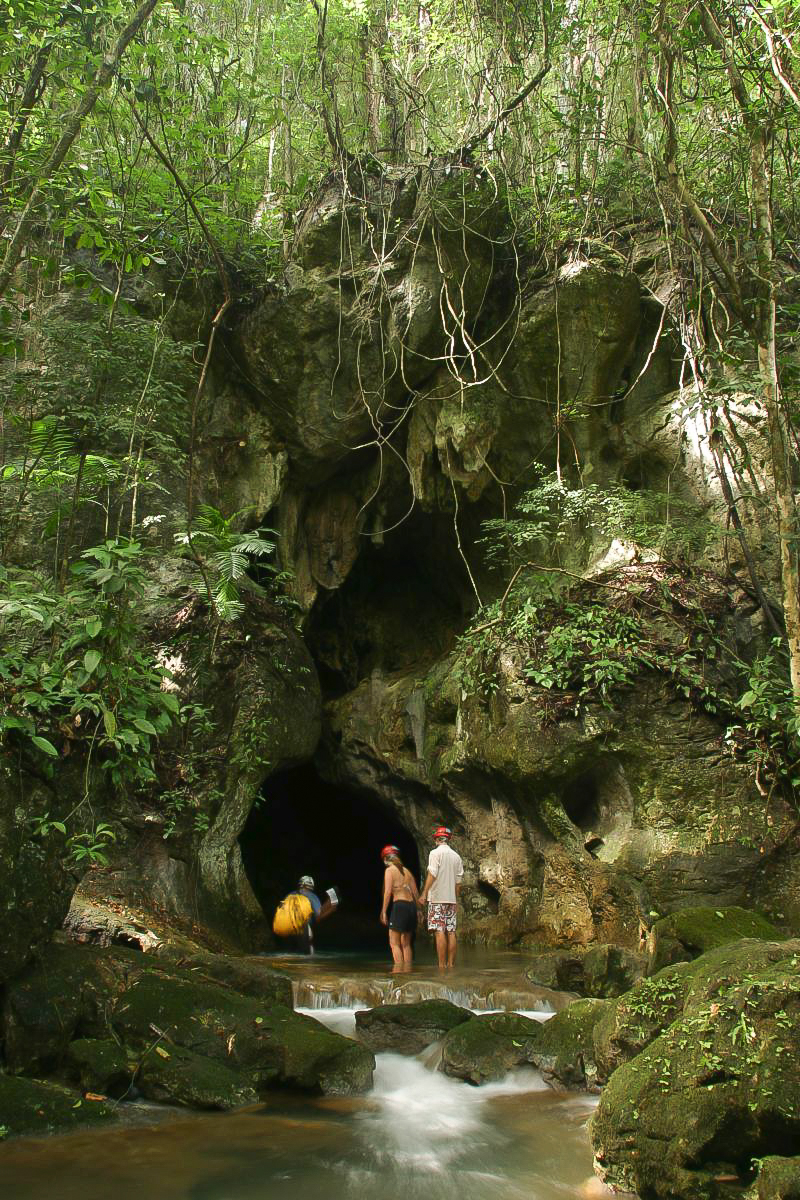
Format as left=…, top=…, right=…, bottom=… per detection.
left=0, top=952, right=609, bottom=1200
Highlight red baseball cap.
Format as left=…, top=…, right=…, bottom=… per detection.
left=434, top=825, right=451, bottom=840
left=381, top=844, right=400, bottom=859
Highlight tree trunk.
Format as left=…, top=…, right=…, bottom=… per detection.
left=0, top=0, right=159, bottom=301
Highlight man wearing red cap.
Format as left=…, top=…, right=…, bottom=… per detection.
left=418, top=825, right=463, bottom=968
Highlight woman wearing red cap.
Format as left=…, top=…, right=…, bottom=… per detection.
left=380, top=844, right=420, bottom=971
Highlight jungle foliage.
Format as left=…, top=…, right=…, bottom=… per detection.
left=1, top=0, right=800, bottom=804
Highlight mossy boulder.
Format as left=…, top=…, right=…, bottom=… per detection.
left=65, top=1038, right=132, bottom=1099
left=440, top=1012, right=543, bottom=1084
left=135, top=1043, right=259, bottom=1110
left=590, top=941, right=800, bottom=1200
left=592, top=963, right=691, bottom=1080
left=747, top=1157, right=800, bottom=1200
left=526, top=944, right=647, bottom=998
left=532, top=998, right=609, bottom=1090
left=354, top=999, right=472, bottom=1055
left=648, top=906, right=783, bottom=973
left=3, top=943, right=140, bottom=1075
left=111, top=970, right=374, bottom=1095
left=0, top=1073, right=113, bottom=1138
left=172, top=952, right=293, bottom=1007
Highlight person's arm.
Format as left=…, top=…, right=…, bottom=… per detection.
left=418, top=870, right=436, bottom=905
left=406, top=869, right=420, bottom=903
left=380, top=867, right=394, bottom=925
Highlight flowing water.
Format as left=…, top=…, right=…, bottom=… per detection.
left=0, top=952, right=612, bottom=1200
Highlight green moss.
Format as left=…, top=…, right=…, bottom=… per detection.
left=590, top=944, right=800, bottom=1200
left=750, top=1157, right=800, bottom=1200
left=137, top=1044, right=258, bottom=1110
left=0, top=1073, right=113, bottom=1138
left=65, top=1039, right=132, bottom=1099
left=440, top=1012, right=543, bottom=1084
left=652, top=906, right=782, bottom=957
left=533, top=998, right=609, bottom=1088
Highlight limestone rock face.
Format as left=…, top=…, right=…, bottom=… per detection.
left=323, top=663, right=791, bottom=947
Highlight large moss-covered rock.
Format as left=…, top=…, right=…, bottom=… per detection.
left=3, top=943, right=140, bottom=1075
left=590, top=940, right=800, bottom=1199
left=647, top=905, right=783, bottom=973
left=160, top=950, right=293, bottom=1008
left=355, top=999, right=471, bottom=1054
left=592, top=963, right=692, bottom=1080
left=526, top=944, right=646, bottom=998
left=135, top=1043, right=259, bottom=1110
left=440, top=1012, right=544, bottom=1084
left=0, top=1074, right=113, bottom=1138
left=532, top=999, right=609, bottom=1090
left=65, top=1038, right=132, bottom=1099
left=112, top=969, right=374, bottom=1095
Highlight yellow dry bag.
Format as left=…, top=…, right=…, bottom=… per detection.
left=272, top=892, right=313, bottom=938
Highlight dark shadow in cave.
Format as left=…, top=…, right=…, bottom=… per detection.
left=240, top=763, right=420, bottom=951
left=563, top=771, right=602, bottom=833
left=305, top=507, right=491, bottom=698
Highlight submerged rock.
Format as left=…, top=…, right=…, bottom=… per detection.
left=354, top=999, right=472, bottom=1054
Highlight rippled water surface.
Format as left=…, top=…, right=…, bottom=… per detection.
left=0, top=953, right=611, bottom=1200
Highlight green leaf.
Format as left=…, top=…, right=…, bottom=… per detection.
left=31, top=735, right=58, bottom=757
left=86, top=618, right=102, bottom=637
left=159, top=692, right=180, bottom=714
left=133, top=717, right=157, bottom=735
left=103, top=709, right=117, bottom=738
left=84, top=649, right=102, bottom=674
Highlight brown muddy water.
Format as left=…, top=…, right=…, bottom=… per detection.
left=0, top=951, right=615, bottom=1200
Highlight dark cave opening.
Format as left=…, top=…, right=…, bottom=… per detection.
left=239, top=763, right=421, bottom=951
left=562, top=771, right=602, bottom=834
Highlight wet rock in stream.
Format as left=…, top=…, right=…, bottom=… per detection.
left=0, top=942, right=373, bottom=1138
left=355, top=998, right=472, bottom=1054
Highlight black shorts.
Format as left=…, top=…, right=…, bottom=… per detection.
left=389, top=900, right=417, bottom=933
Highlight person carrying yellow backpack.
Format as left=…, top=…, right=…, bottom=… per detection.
left=273, top=875, right=338, bottom=954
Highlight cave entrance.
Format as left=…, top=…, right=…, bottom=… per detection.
left=239, top=764, right=420, bottom=952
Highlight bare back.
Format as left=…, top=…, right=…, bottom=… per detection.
left=385, top=863, right=417, bottom=902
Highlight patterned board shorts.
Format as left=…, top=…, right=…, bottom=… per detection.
left=427, top=902, right=457, bottom=933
